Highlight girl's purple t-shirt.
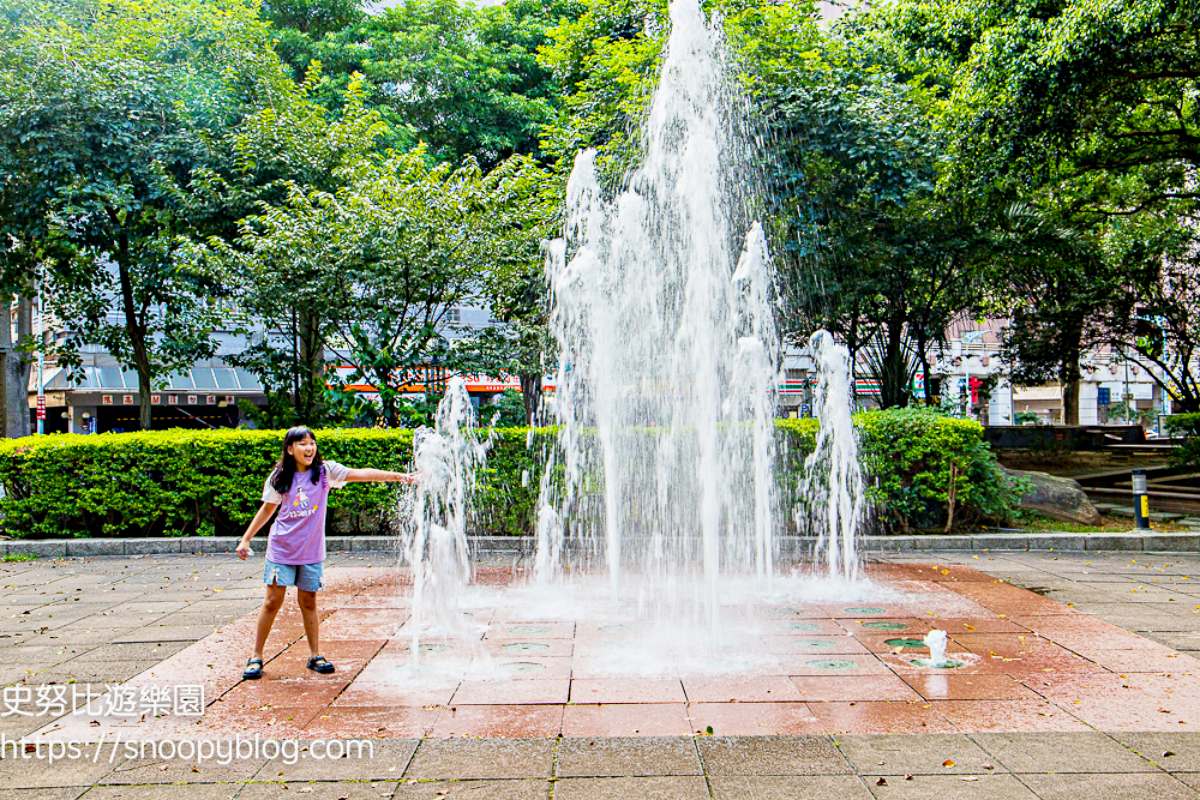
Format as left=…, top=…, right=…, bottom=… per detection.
left=262, top=461, right=349, bottom=565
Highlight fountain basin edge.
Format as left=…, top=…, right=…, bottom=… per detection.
left=7, top=532, right=1197, bottom=559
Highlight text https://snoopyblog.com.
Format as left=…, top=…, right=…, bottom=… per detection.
left=1, top=734, right=376, bottom=766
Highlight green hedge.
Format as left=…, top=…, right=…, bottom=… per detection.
left=0, top=409, right=1016, bottom=538
left=855, top=409, right=1021, bottom=531
left=1165, top=413, right=1200, bottom=468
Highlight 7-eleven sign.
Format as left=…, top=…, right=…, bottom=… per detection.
left=36, top=394, right=46, bottom=420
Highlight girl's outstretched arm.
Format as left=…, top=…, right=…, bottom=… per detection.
left=345, top=468, right=418, bottom=485
left=237, top=501, right=280, bottom=560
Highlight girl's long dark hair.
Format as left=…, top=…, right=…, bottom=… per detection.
left=270, top=426, right=324, bottom=494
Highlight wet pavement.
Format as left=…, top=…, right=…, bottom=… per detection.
left=2, top=549, right=1199, bottom=797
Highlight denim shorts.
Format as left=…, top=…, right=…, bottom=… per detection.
left=263, top=559, right=324, bottom=592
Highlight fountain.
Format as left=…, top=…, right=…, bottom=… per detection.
left=910, top=628, right=964, bottom=669
left=393, top=0, right=872, bottom=679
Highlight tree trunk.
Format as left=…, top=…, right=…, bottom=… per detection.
left=380, top=386, right=397, bottom=428
left=879, top=315, right=909, bottom=409
left=1061, top=377, right=1080, bottom=425
left=1059, top=323, right=1083, bottom=426
left=115, top=235, right=153, bottom=430
left=16, top=295, right=32, bottom=436
left=916, top=334, right=934, bottom=407
left=290, top=306, right=300, bottom=412
left=0, top=296, right=33, bottom=438
left=519, top=372, right=542, bottom=425
left=297, top=307, right=325, bottom=423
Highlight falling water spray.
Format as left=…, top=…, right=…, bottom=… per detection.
left=535, top=0, right=781, bottom=626
left=401, top=377, right=488, bottom=654
left=799, top=331, right=866, bottom=581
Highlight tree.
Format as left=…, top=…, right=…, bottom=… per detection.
left=279, top=0, right=575, bottom=167
left=537, top=0, right=665, bottom=178
left=0, top=0, right=287, bottom=430
left=463, top=156, right=559, bottom=421
left=261, top=0, right=363, bottom=36
left=224, top=146, right=553, bottom=427
left=984, top=204, right=1122, bottom=424
left=754, top=8, right=983, bottom=408
left=867, top=0, right=1200, bottom=417
left=194, top=72, right=390, bottom=425
left=1100, top=221, right=1200, bottom=413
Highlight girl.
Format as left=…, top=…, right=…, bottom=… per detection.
left=236, top=426, right=416, bottom=679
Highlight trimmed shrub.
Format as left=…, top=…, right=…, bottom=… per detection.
left=1165, top=413, right=1200, bottom=468
left=856, top=408, right=1021, bottom=531
left=0, top=410, right=1016, bottom=538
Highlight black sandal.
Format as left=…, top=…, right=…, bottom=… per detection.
left=306, top=655, right=335, bottom=674
left=243, top=657, right=264, bottom=680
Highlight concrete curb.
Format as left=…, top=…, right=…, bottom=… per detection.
left=1, top=532, right=1196, bottom=559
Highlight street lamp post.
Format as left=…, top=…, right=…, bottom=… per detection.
left=35, top=276, right=45, bottom=436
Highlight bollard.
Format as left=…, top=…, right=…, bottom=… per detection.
left=1131, top=469, right=1150, bottom=530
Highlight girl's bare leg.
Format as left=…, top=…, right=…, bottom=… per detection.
left=253, top=584, right=287, bottom=659
left=297, top=589, right=320, bottom=657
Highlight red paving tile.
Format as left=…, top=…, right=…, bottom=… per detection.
left=805, top=701, right=959, bottom=734
left=483, top=639, right=574, bottom=658
left=930, top=699, right=1092, bottom=732
left=451, top=678, right=570, bottom=705
left=489, top=656, right=575, bottom=679
left=1077, top=648, right=1200, bottom=673
left=562, top=703, right=692, bottom=736
left=759, top=618, right=849, bottom=636
left=836, top=617, right=927, bottom=635
left=49, top=561, right=1200, bottom=740
left=485, top=622, right=576, bottom=640
left=432, top=703, right=564, bottom=737
left=790, top=674, right=921, bottom=702
left=952, top=632, right=1077, bottom=656
left=785, top=653, right=893, bottom=677
left=220, top=677, right=349, bottom=708
left=304, top=706, right=439, bottom=738
left=683, top=676, right=804, bottom=703
left=899, top=673, right=1040, bottom=701
left=687, top=702, right=822, bottom=735
left=924, top=617, right=1028, bottom=634
left=759, top=634, right=871, bottom=655
left=1023, top=671, right=1200, bottom=731
left=570, top=678, right=686, bottom=703
left=269, top=639, right=385, bottom=675
left=332, top=680, right=459, bottom=707
left=200, top=698, right=323, bottom=736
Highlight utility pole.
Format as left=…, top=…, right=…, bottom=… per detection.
left=35, top=275, right=45, bottom=435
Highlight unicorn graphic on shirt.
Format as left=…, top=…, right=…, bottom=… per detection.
left=280, top=483, right=318, bottom=523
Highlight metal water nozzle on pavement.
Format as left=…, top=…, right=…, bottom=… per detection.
left=1131, top=469, right=1150, bottom=530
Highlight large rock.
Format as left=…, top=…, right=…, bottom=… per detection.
left=1002, top=467, right=1102, bottom=526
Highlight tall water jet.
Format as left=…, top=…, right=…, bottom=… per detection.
left=799, top=331, right=865, bottom=581
left=536, top=0, right=781, bottom=624
left=401, top=377, right=488, bottom=652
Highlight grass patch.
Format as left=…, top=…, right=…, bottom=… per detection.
left=1007, top=513, right=1188, bottom=533
left=2, top=552, right=38, bottom=562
